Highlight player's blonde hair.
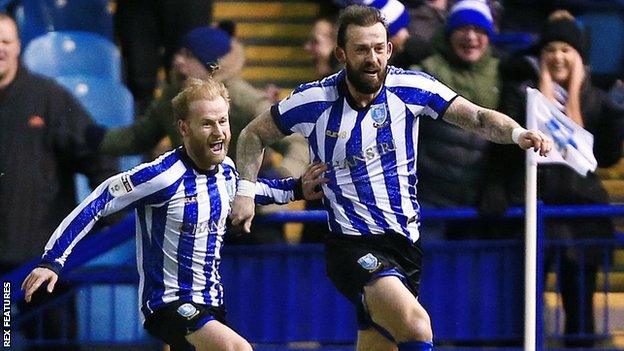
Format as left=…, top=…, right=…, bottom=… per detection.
left=172, top=78, right=230, bottom=121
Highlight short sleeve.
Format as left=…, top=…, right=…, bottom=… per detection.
left=270, top=82, right=338, bottom=137
left=386, top=69, right=458, bottom=120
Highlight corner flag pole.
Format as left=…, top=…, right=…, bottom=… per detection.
left=524, top=149, right=538, bottom=351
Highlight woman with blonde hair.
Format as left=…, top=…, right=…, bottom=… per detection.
left=481, top=10, right=624, bottom=347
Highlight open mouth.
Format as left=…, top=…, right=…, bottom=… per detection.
left=209, top=141, right=223, bottom=154
left=363, top=69, right=379, bottom=77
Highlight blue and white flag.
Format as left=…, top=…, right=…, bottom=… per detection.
left=526, top=87, right=597, bottom=176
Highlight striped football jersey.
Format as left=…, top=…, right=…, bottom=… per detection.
left=271, top=66, right=457, bottom=243
left=40, top=147, right=300, bottom=321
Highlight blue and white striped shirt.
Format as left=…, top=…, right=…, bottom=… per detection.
left=40, top=147, right=300, bottom=322
left=271, top=67, right=457, bottom=243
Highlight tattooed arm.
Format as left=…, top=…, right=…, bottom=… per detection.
left=235, top=110, right=287, bottom=182
left=443, top=96, right=552, bottom=156
left=230, top=109, right=288, bottom=232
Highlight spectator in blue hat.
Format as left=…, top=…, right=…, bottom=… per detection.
left=410, top=0, right=501, bottom=241
left=89, top=26, right=309, bottom=179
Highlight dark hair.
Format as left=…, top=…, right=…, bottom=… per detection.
left=336, top=5, right=388, bottom=48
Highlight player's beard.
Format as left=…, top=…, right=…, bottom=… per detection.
left=345, top=61, right=386, bottom=94
left=187, top=135, right=230, bottom=168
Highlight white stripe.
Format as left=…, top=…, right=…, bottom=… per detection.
left=208, top=172, right=230, bottom=303
left=450, top=0, right=493, bottom=21
left=213, top=235, right=225, bottom=306
left=321, top=101, right=356, bottom=234
left=191, top=175, right=209, bottom=301
left=279, top=86, right=338, bottom=115
left=135, top=220, right=146, bottom=323
left=387, top=72, right=458, bottom=104
left=366, top=100, right=402, bottom=232
left=330, top=103, right=373, bottom=234
left=144, top=206, right=153, bottom=242
left=293, top=122, right=317, bottom=138
left=356, top=109, right=386, bottom=234
left=314, top=106, right=332, bottom=163
left=380, top=0, right=406, bottom=23
left=161, top=180, right=185, bottom=304
left=388, top=91, right=420, bottom=239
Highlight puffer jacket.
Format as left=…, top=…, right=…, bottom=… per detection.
left=411, top=33, right=501, bottom=207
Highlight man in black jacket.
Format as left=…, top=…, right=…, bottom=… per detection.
left=0, top=13, right=117, bottom=350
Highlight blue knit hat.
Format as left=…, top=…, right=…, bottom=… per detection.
left=178, top=27, right=232, bottom=69
left=446, top=0, right=494, bottom=38
left=336, top=0, right=410, bottom=37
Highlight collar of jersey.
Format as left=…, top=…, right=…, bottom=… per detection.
left=177, top=147, right=219, bottom=176
left=339, top=70, right=387, bottom=112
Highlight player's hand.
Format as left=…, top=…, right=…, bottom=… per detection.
left=517, top=129, right=553, bottom=156
left=301, top=162, right=329, bottom=201
left=230, top=195, right=255, bottom=233
left=21, top=267, right=58, bottom=303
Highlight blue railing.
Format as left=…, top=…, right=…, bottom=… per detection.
left=3, top=204, right=624, bottom=348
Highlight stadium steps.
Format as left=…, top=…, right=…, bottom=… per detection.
left=214, top=0, right=320, bottom=97
left=544, top=292, right=624, bottom=342
left=546, top=271, right=624, bottom=292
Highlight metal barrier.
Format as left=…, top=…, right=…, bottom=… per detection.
left=3, top=204, right=624, bottom=348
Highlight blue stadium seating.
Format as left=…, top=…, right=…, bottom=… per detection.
left=577, top=12, right=624, bottom=77
left=56, top=75, right=133, bottom=128
left=15, top=0, right=113, bottom=47
left=56, top=75, right=140, bottom=200
left=23, top=31, right=121, bottom=81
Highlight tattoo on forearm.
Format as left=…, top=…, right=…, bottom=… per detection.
left=235, top=111, right=288, bottom=181
left=445, top=99, right=520, bottom=144
left=236, top=129, right=264, bottom=182
left=474, top=109, right=517, bottom=144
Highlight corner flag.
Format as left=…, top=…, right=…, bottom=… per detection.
left=523, top=87, right=597, bottom=351
left=525, top=87, right=597, bottom=176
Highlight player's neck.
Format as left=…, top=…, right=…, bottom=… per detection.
left=183, top=146, right=217, bottom=172
left=345, top=77, right=381, bottom=108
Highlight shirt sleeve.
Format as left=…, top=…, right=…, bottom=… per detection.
left=387, top=69, right=458, bottom=120
left=40, top=154, right=183, bottom=272
left=253, top=177, right=302, bottom=205
left=426, top=77, right=458, bottom=119
left=270, top=82, right=336, bottom=137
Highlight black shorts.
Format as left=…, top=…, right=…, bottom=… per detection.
left=144, top=300, right=227, bottom=351
left=325, top=232, right=423, bottom=331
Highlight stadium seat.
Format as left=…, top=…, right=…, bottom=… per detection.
left=16, top=0, right=113, bottom=47
left=56, top=75, right=140, bottom=200
left=56, top=75, right=133, bottom=128
left=577, top=12, right=624, bottom=78
left=23, top=31, right=121, bottom=81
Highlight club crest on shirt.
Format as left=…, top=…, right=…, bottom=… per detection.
left=357, top=253, right=382, bottom=272
left=177, top=303, right=200, bottom=320
left=370, top=104, right=387, bottom=128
